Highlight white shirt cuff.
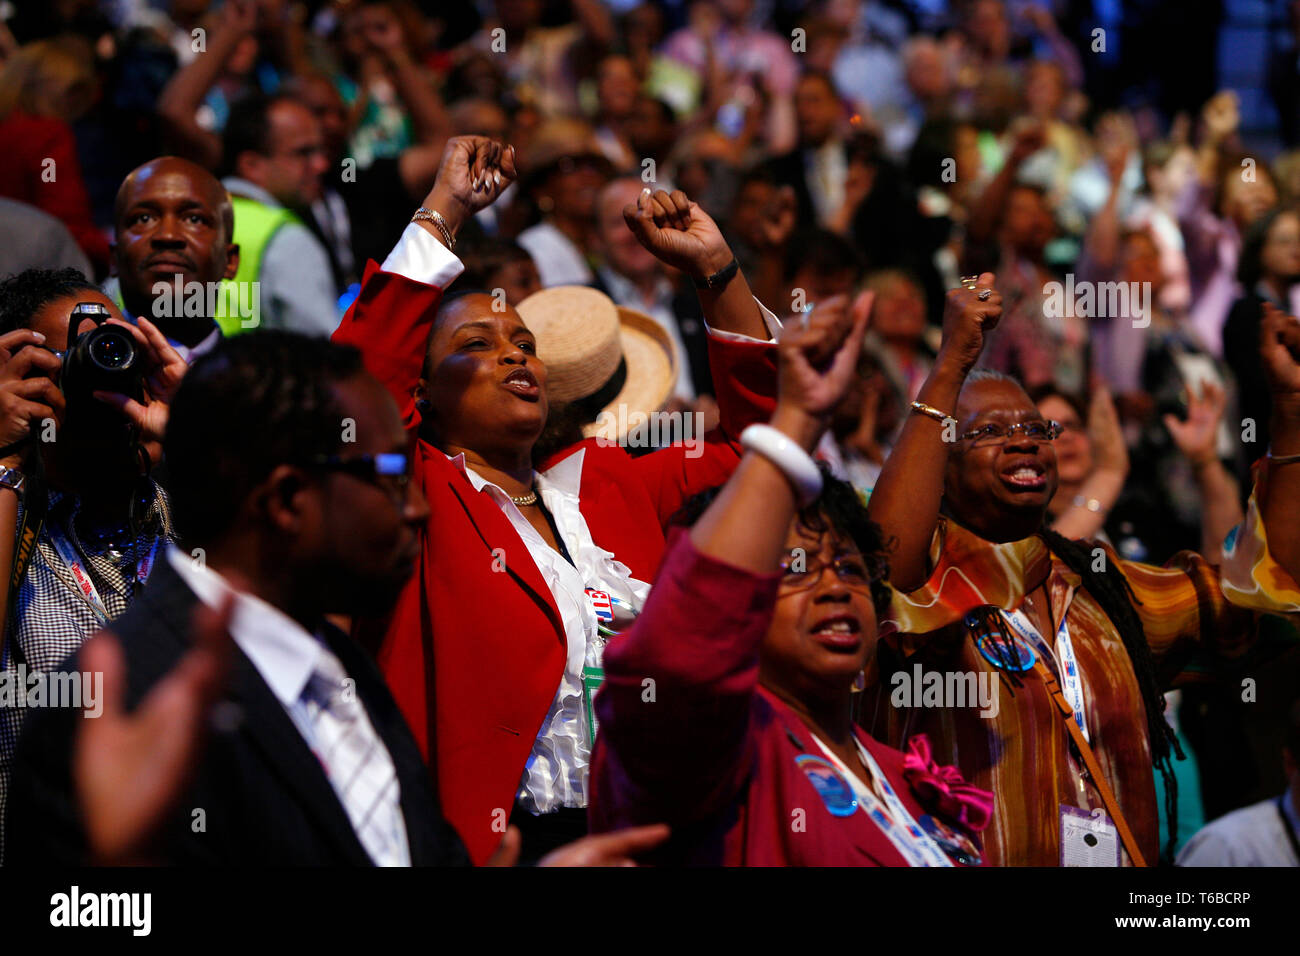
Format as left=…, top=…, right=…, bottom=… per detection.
left=705, top=297, right=784, bottom=343
left=380, top=223, right=465, bottom=289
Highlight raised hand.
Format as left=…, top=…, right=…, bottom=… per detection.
left=1260, top=302, right=1300, bottom=405
left=937, top=272, right=1003, bottom=375
left=1164, top=380, right=1226, bottom=466
left=776, top=290, right=874, bottom=425
left=1087, top=380, right=1130, bottom=476
left=1201, top=90, right=1240, bottom=144
left=0, top=329, right=64, bottom=470
left=1007, top=121, right=1047, bottom=168
left=220, top=0, right=260, bottom=36
left=1096, top=112, right=1137, bottom=184
left=622, top=188, right=734, bottom=280
left=76, top=592, right=236, bottom=865
left=423, top=136, right=518, bottom=239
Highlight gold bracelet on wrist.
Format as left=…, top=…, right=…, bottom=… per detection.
left=910, top=400, right=954, bottom=425
left=412, top=207, right=455, bottom=250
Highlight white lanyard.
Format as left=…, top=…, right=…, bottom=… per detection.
left=45, top=524, right=159, bottom=626
left=813, top=735, right=952, bottom=867
left=1002, top=606, right=1089, bottom=742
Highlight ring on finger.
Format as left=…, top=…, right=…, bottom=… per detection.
left=977, top=289, right=992, bottom=301
left=960, top=275, right=979, bottom=290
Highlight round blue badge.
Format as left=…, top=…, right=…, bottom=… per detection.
left=795, top=754, right=859, bottom=817
left=975, top=632, right=1035, bottom=672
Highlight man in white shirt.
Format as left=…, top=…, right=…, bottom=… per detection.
left=1177, top=700, right=1300, bottom=866
left=219, top=96, right=341, bottom=337
left=5, top=331, right=450, bottom=865
left=5, top=329, right=670, bottom=866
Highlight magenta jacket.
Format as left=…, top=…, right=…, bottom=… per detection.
left=589, top=531, right=991, bottom=866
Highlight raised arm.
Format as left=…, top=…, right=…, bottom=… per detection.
left=592, top=285, right=869, bottom=829
left=1162, top=379, right=1242, bottom=563
left=157, top=0, right=259, bottom=169
left=360, top=8, right=451, bottom=147
left=966, top=124, right=1044, bottom=247
left=1257, top=302, right=1300, bottom=580
left=866, top=275, right=1003, bottom=591
left=331, top=136, right=515, bottom=420
left=622, top=188, right=770, bottom=341
left=1050, top=383, right=1129, bottom=541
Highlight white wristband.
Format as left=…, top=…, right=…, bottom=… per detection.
left=740, top=424, right=823, bottom=507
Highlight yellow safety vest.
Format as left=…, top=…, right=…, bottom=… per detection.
left=219, top=195, right=300, bottom=336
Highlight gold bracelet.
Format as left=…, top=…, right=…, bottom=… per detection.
left=910, top=400, right=953, bottom=424
left=412, top=207, right=455, bottom=250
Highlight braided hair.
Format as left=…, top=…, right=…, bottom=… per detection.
left=1038, top=528, right=1184, bottom=863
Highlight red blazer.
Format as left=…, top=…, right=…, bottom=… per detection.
left=589, top=530, right=989, bottom=866
left=332, top=263, right=778, bottom=863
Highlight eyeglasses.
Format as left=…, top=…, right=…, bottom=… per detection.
left=959, top=420, right=1062, bottom=447
left=777, top=550, right=876, bottom=593
left=311, top=453, right=412, bottom=500
left=281, top=144, right=328, bottom=160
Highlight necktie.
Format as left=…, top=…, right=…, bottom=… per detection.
left=303, top=654, right=410, bottom=866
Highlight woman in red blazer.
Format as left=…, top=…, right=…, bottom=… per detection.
left=589, top=288, right=992, bottom=865
left=332, top=137, right=785, bottom=863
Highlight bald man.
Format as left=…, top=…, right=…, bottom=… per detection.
left=110, top=156, right=238, bottom=361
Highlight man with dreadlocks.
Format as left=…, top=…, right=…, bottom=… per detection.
left=864, top=278, right=1300, bottom=866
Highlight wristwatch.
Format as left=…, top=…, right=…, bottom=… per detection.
left=693, top=257, right=739, bottom=290
left=0, top=467, right=24, bottom=495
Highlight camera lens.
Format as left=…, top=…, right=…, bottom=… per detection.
left=88, top=330, right=135, bottom=370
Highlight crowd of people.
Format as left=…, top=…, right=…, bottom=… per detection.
left=0, top=0, right=1298, bottom=868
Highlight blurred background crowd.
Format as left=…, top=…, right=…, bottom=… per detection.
left=0, top=0, right=1298, bottom=859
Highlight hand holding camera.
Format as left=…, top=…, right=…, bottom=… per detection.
left=0, top=329, right=64, bottom=471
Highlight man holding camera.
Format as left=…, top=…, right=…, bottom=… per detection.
left=0, top=268, right=183, bottom=861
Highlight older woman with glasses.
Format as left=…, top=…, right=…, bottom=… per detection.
left=863, top=275, right=1300, bottom=866
left=589, top=275, right=991, bottom=866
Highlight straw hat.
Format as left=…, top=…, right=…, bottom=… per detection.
left=516, top=286, right=680, bottom=442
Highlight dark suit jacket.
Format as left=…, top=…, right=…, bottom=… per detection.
left=589, top=269, right=715, bottom=399
left=3, top=556, right=469, bottom=866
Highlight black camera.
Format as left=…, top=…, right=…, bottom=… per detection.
left=56, top=302, right=145, bottom=417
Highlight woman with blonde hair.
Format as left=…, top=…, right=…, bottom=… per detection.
left=0, top=37, right=108, bottom=276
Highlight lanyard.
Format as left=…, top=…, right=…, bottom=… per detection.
left=44, top=524, right=158, bottom=626
left=813, top=735, right=952, bottom=868
left=1002, top=606, right=1089, bottom=743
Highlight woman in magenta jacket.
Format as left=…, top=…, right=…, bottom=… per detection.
left=589, top=279, right=993, bottom=866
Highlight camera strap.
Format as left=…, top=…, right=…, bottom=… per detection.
left=3, top=464, right=47, bottom=671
